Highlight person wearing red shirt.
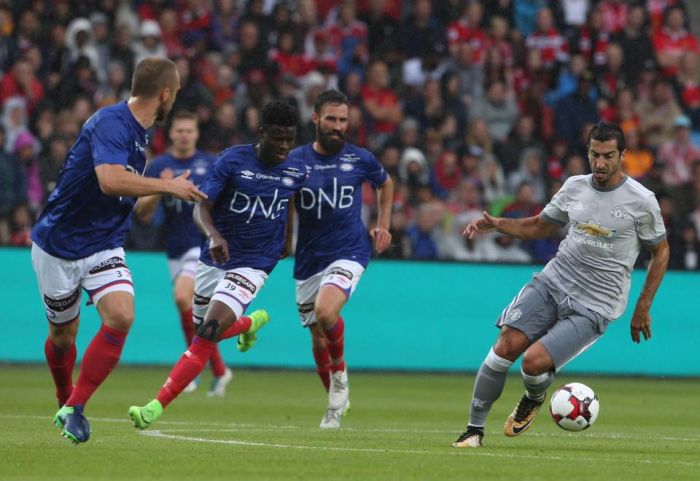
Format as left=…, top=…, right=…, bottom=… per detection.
left=525, top=7, right=568, bottom=71
left=0, top=59, right=44, bottom=115
left=360, top=59, right=402, bottom=136
left=653, top=5, right=700, bottom=77
left=447, top=1, right=488, bottom=65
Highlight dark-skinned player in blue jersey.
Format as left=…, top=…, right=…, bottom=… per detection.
left=30, top=57, right=206, bottom=444
left=135, top=110, right=232, bottom=397
left=128, top=100, right=309, bottom=429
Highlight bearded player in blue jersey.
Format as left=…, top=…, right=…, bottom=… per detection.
left=288, top=89, right=393, bottom=428
left=135, top=110, right=232, bottom=397
left=128, top=100, right=309, bottom=429
left=30, top=57, right=206, bottom=444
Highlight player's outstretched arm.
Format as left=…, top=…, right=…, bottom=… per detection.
left=193, top=200, right=229, bottom=265
left=370, top=177, right=393, bottom=253
left=95, top=164, right=207, bottom=201
left=463, top=212, right=559, bottom=240
left=630, top=239, right=669, bottom=344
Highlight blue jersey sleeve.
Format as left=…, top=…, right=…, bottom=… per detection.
left=201, top=153, right=234, bottom=202
left=363, top=149, right=388, bottom=187
left=91, top=114, right=131, bottom=167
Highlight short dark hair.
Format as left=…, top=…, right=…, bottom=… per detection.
left=131, top=57, right=178, bottom=98
left=170, top=110, right=198, bottom=123
left=588, top=122, right=626, bottom=151
left=313, top=89, right=348, bottom=114
left=261, top=100, right=298, bottom=128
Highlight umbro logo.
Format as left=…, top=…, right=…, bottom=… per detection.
left=241, top=170, right=254, bottom=180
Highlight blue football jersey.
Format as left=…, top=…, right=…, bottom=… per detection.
left=31, top=102, right=148, bottom=259
left=146, top=150, right=215, bottom=259
left=199, top=144, right=308, bottom=273
left=290, top=143, right=388, bottom=280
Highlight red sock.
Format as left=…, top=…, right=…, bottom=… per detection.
left=66, top=324, right=127, bottom=407
left=219, top=316, right=252, bottom=341
left=44, top=338, right=76, bottom=406
left=179, top=309, right=196, bottom=346
left=313, top=345, right=331, bottom=392
left=323, top=316, right=345, bottom=373
left=156, top=336, right=216, bottom=408
left=208, top=345, right=227, bottom=377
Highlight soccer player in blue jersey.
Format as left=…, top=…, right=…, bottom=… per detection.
left=128, top=100, right=308, bottom=429
left=288, top=89, right=393, bottom=428
left=30, top=57, right=206, bottom=444
left=135, top=110, right=232, bottom=397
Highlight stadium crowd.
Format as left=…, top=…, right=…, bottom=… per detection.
left=1, top=0, right=699, bottom=270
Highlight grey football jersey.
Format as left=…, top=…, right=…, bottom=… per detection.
left=539, top=175, right=666, bottom=319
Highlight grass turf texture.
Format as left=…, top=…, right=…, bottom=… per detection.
left=1, top=365, right=698, bottom=481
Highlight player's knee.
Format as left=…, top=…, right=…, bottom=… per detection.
left=521, top=350, right=551, bottom=376
left=103, top=306, right=134, bottom=331
left=314, top=305, right=337, bottom=327
left=494, top=329, right=528, bottom=361
left=50, top=329, right=77, bottom=349
left=174, top=292, right=191, bottom=312
left=196, top=319, right=220, bottom=341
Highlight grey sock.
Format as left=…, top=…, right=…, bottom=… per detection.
left=521, top=368, right=553, bottom=402
left=468, top=348, right=513, bottom=428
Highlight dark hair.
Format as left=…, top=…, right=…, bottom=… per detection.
left=261, top=100, right=298, bottom=128
left=131, top=57, right=178, bottom=98
left=170, top=110, right=198, bottom=122
left=313, top=89, right=348, bottom=114
left=588, top=122, right=626, bottom=151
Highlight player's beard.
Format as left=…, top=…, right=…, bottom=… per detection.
left=155, top=102, right=171, bottom=122
left=318, top=129, right=345, bottom=154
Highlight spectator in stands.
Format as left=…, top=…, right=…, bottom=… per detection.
left=0, top=125, right=27, bottom=244
left=39, top=135, right=69, bottom=197
left=621, top=126, right=655, bottom=180
left=0, top=58, right=44, bottom=115
left=652, top=4, right=700, bottom=78
left=637, top=78, right=684, bottom=149
left=670, top=220, right=700, bottom=270
left=613, top=4, right=657, bottom=86
left=508, top=147, right=547, bottom=204
left=13, top=131, right=42, bottom=215
left=658, top=115, right=700, bottom=188
left=673, top=52, right=700, bottom=129
left=361, top=59, right=403, bottom=143
left=526, top=7, right=568, bottom=72
left=9, top=203, right=32, bottom=247
left=2, top=96, right=29, bottom=154
left=442, top=42, right=484, bottom=108
left=405, top=204, right=440, bottom=260
left=554, top=70, right=599, bottom=144
left=134, top=20, right=167, bottom=65
left=495, top=115, right=545, bottom=174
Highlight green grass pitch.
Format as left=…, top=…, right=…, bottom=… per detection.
left=1, top=365, right=698, bottom=481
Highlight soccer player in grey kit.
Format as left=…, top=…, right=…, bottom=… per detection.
left=453, top=122, right=669, bottom=448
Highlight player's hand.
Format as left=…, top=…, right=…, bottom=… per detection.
left=159, top=168, right=175, bottom=180
left=462, top=211, right=499, bottom=239
left=208, top=232, right=229, bottom=265
left=630, top=306, right=652, bottom=343
left=167, top=170, right=207, bottom=202
left=370, top=227, right=392, bottom=253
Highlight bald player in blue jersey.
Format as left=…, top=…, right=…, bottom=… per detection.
left=135, top=110, right=232, bottom=397
left=30, top=57, right=206, bottom=444
left=128, top=100, right=308, bottom=429
left=288, top=89, right=393, bottom=428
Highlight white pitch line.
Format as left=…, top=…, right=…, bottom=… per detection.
left=140, top=430, right=700, bottom=468
left=3, top=413, right=700, bottom=443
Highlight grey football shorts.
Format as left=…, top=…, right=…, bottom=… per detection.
left=496, top=275, right=611, bottom=371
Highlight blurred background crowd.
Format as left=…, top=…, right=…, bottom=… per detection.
left=1, top=0, right=700, bottom=270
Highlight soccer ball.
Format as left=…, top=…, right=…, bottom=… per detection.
left=549, top=382, right=599, bottom=431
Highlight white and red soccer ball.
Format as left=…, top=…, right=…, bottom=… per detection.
left=549, top=382, right=600, bottom=431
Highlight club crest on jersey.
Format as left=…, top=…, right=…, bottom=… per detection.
left=241, top=170, right=254, bottom=180
left=340, top=163, right=354, bottom=172
left=282, top=177, right=294, bottom=186
left=134, top=140, right=146, bottom=153
left=609, top=206, right=626, bottom=219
